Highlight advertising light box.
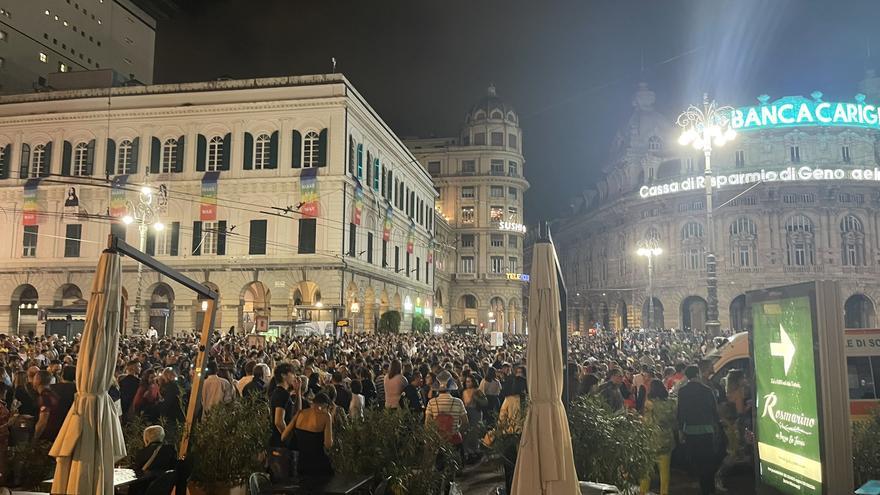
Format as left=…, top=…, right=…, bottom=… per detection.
left=751, top=290, right=823, bottom=494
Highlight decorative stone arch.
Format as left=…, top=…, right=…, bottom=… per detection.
left=457, top=293, right=479, bottom=325
left=240, top=281, right=271, bottom=334
left=243, top=120, right=280, bottom=137
left=54, top=283, right=84, bottom=307
left=295, top=280, right=321, bottom=305
left=508, top=298, right=520, bottom=333
left=194, top=282, right=220, bottom=331
left=680, top=295, right=708, bottom=332
left=392, top=292, right=402, bottom=312
left=362, top=286, right=376, bottom=333
left=844, top=293, right=875, bottom=329
left=146, top=282, right=174, bottom=337
left=641, top=296, right=664, bottom=330
left=153, top=125, right=186, bottom=142
left=728, top=294, right=750, bottom=332
left=614, top=299, right=629, bottom=330
left=379, top=289, right=390, bottom=317
left=109, top=127, right=140, bottom=142
left=11, top=284, right=39, bottom=335
left=489, top=296, right=506, bottom=332
left=63, top=129, right=98, bottom=144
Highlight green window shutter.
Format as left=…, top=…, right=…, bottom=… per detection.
left=0, top=144, right=10, bottom=179
left=196, top=135, right=206, bottom=172
left=249, top=219, right=267, bottom=255
left=145, top=228, right=156, bottom=255
left=42, top=142, right=52, bottom=177
left=170, top=222, right=180, bottom=256
left=268, top=131, right=279, bottom=169
left=19, top=144, right=30, bottom=179
left=192, top=221, right=202, bottom=256
left=105, top=138, right=116, bottom=177
left=221, top=133, right=231, bottom=171
left=85, top=139, right=96, bottom=176
left=130, top=137, right=140, bottom=174
left=150, top=137, right=161, bottom=174
left=317, top=128, right=327, bottom=167
left=61, top=141, right=72, bottom=176
left=217, top=220, right=227, bottom=255
left=174, top=135, right=185, bottom=173
left=348, top=136, right=354, bottom=175
left=292, top=130, right=301, bottom=168
left=243, top=132, right=253, bottom=170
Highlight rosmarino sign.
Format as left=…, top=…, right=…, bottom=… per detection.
left=731, top=93, right=879, bottom=132
left=639, top=166, right=880, bottom=199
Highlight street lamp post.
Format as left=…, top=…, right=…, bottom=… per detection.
left=636, top=243, right=662, bottom=330
left=122, top=185, right=164, bottom=335
left=677, top=94, right=736, bottom=336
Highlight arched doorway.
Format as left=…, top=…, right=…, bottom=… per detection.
left=681, top=296, right=707, bottom=331
left=241, top=282, right=271, bottom=334
left=615, top=300, right=628, bottom=330
left=508, top=298, right=519, bottom=333
left=48, top=284, right=87, bottom=338
left=195, top=282, right=220, bottom=332
left=54, top=284, right=83, bottom=306
left=149, top=284, right=174, bottom=336
left=459, top=294, right=478, bottom=324
left=729, top=294, right=751, bottom=332
left=598, top=301, right=610, bottom=331
left=12, top=284, right=39, bottom=335
left=489, top=297, right=506, bottom=332
left=641, top=297, right=664, bottom=329
left=362, top=287, right=375, bottom=333
left=434, top=289, right=444, bottom=324
left=845, top=294, right=875, bottom=329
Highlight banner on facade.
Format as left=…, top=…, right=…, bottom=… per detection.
left=406, top=219, right=415, bottom=254
left=63, top=186, right=81, bottom=218
left=156, top=183, right=168, bottom=215
left=300, top=168, right=320, bottom=218
left=352, top=179, right=364, bottom=225
left=200, top=172, right=219, bottom=221
left=427, top=237, right=434, bottom=263
left=110, top=175, right=128, bottom=218
left=23, top=179, right=40, bottom=226
left=383, top=201, right=393, bottom=241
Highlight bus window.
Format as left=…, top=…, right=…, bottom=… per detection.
left=847, top=356, right=878, bottom=400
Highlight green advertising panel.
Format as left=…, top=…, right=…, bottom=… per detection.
left=752, top=294, right=823, bottom=494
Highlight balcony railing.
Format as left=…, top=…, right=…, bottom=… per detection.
left=782, top=265, right=824, bottom=274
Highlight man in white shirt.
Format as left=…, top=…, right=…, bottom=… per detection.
left=201, top=361, right=235, bottom=417
left=146, top=326, right=158, bottom=339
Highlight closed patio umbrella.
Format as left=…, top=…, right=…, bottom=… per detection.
left=511, top=238, right=579, bottom=494
left=50, top=249, right=127, bottom=494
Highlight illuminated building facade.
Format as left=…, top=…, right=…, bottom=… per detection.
left=555, top=71, right=880, bottom=333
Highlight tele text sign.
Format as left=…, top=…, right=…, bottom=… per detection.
left=731, top=94, right=880, bottom=132
left=639, top=166, right=880, bottom=199
left=752, top=293, right=823, bottom=495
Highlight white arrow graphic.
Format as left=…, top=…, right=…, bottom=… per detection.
left=770, top=324, right=796, bottom=375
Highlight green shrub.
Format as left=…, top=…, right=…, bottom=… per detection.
left=189, top=395, right=270, bottom=487
left=853, top=408, right=880, bottom=487
left=568, top=395, right=658, bottom=487
left=329, top=407, right=458, bottom=493
left=411, top=314, right=431, bottom=333
left=378, top=311, right=402, bottom=334
left=10, top=441, right=53, bottom=489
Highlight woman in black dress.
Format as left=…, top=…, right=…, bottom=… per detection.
left=284, top=392, right=334, bottom=477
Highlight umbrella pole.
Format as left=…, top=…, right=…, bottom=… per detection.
left=179, top=297, right=217, bottom=459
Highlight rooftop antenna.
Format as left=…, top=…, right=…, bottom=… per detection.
left=331, top=57, right=337, bottom=73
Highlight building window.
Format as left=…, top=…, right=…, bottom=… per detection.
left=782, top=193, right=815, bottom=204
left=841, top=214, right=865, bottom=266
left=427, top=161, right=440, bottom=175
left=685, top=157, right=695, bottom=173
left=249, top=219, right=267, bottom=255
left=64, top=224, right=82, bottom=257
left=729, top=217, right=758, bottom=268
left=508, top=235, right=518, bottom=248
left=73, top=142, right=89, bottom=176
left=298, top=218, right=316, bottom=254
left=356, top=144, right=363, bottom=178
left=491, top=256, right=504, bottom=273
left=302, top=131, right=320, bottom=168
left=508, top=161, right=518, bottom=177
left=785, top=214, right=815, bottom=266
left=39, top=52, right=48, bottom=63
left=348, top=223, right=356, bottom=257
left=491, top=234, right=503, bottom=247
left=507, top=207, right=519, bottom=222
left=508, top=187, right=518, bottom=200
left=461, top=160, right=476, bottom=174
left=461, top=206, right=475, bottom=224
left=161, top=139, right=177, bottom=173
left=206, top=136, right=224, bottom=171
left=116, top=139, right=133, bottom=175
left=31, top=144, right=48, bottom=178
left=395, top=246, right=400, bottom=272
left=789, top=145, right=801, bottom=163
left=461, top=186, right=475, bottom=199
left=461, top=234, right=475, bottom=248
left=490, top=185, right=504, bottom=198
left=491, top=160, right=504, bottom=175
left=508, top=134, right=518, bottom=150
left=202, top=221, right=218, bottom=255
left=508, top=257, right=518, bottom=273
left=842, top=145, right=851, bottom=163
left=253, top=133, right=271, bottom=169
left=680, top=221, right=704, bottom=271
left=460, top=256, right=474, bottom=274
left=839, top=193, right=864, bottom=204
left=23, top=226, right=38, bottom=257
left=735, top=150, right=745, bottom=168
left=648, top=136, right=662, bottom=150
left=490, top=206, right=504, bottom=222
left=474, top=133, right=486, bottom=145
left=367, top=232, right=373, bottom=264
left=491, top=132, right=504, bottom=146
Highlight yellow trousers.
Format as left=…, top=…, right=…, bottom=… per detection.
left=639, top=454, right=671, bottom=495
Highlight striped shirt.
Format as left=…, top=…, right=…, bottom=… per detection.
left=425, top=393, right=466, bottom=431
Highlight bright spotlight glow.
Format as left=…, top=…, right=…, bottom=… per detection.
left=201, top=300, right=209, bottom=311
left=122, top=215, right=134, bottom=225
left=724, top=128, right=737, bottom=141
left=692, top=138, right=704, bottom=150
left=140, top=186, right=151, bottom=195
left=153, top=222, right=165, bottom=232
left=315, top=301, right=324, bottom=308
left=678, top=133, right=691, bottom=146
left=714, top=136, right=727, bottom=147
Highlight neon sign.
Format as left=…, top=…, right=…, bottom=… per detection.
left=731, top=93, right=879, bottom=132
left=498, top=221, right=526, bottom=233
left=639, top=166, right=880, bottom=199
left=506, top=273, right=529, bottom=282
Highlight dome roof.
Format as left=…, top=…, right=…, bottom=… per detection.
left=465, top=84, right=518, bottom=125
left=608, top=82, right=672, bottom=163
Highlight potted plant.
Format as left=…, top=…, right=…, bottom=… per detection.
left=188, top=395, right=269, bottom=495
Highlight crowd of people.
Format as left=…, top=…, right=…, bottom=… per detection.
left=0, top=326, right=751, bottom=494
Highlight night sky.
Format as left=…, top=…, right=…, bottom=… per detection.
left=154, top=0, right=880, bottom=223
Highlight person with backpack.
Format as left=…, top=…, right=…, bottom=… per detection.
left=425, top=370, right=468, bottom=448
